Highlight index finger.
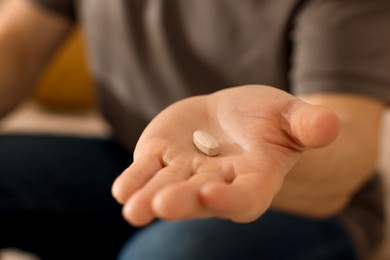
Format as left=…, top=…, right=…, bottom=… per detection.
left=111, top=154, right=163, bottom=204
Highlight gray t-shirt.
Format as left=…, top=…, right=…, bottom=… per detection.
left=31, top=0, right=390, bottom=258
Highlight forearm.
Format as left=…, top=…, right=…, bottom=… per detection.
left=0, top=0, right=72, bottom=117
left=271, top=93, right=385, bottom=217
left=0, top=40, right=38, bottom=117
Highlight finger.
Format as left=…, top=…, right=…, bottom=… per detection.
left=200, top=172, right=283, bottom=223
left=287, top=100, right=340, bottom=149
left=111, top=154, right=163, bottom=204
left=152, top=169, right=226, bottom=220
left=122, top=165, right=191, bottom=226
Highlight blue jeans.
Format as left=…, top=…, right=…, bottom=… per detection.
left=118, top=211, right=357, bottom=260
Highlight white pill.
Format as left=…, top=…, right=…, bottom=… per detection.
left=193, top=130, right=220, bottom=156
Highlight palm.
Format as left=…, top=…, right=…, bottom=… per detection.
left=112, top=85, right=339, bottom=226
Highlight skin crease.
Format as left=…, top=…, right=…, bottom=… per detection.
left=111, top=85, right=378, bottom=227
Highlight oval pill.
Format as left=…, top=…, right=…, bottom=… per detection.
left=193, top=130, right=220, bottom=156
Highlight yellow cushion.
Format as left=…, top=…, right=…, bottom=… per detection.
left=33, top=27, right=94, bottom=110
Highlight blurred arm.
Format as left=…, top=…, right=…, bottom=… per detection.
left=0, top=0, right=72, bottom=117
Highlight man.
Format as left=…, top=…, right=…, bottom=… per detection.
left=1, top=0, right=389, bottom=259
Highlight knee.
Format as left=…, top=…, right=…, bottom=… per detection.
left=117, top=219, right=226, bottom=260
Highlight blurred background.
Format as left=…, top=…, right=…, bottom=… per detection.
left=0, top=0, right=389, bottom=259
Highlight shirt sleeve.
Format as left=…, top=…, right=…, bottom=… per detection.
left=290, top=0, right=390, bottom=103
left=30, top=0, right=76, bottom=21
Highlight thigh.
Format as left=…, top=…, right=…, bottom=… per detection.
left=118, top=211, right=357, bottom=260
left=0, top=134, right=138, bottom=260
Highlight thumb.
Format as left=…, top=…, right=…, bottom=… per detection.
left=287, top=100, right=340, bottom=149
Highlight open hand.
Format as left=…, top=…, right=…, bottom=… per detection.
left=112, top=85, right=339, bottom=226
